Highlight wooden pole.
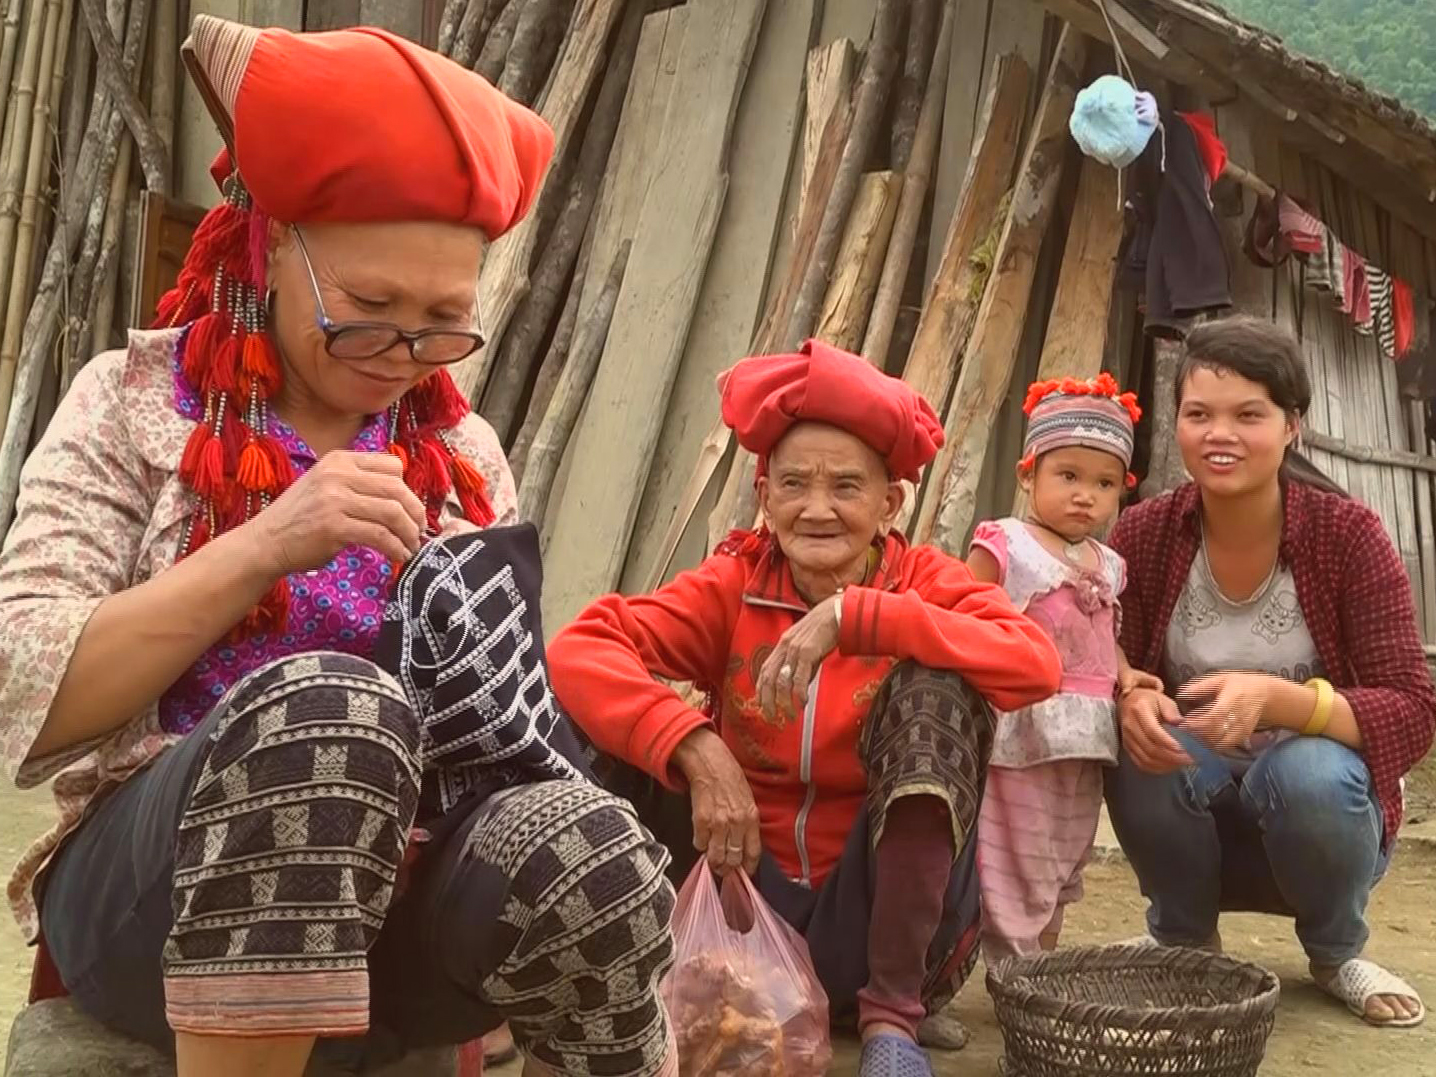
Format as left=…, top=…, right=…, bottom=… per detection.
left=498, top=0, right=570, bottom=107
left=1140, top=338, right=1188, bottom=498
left=451, top=0, right=626, bottom=403
left=517, top=240, right=629, bottom=529
left=59, top=0, right=92, bottom=183
left=78, top=0, right=166, bottom=192
left=84, top=136, right=131, bottom=360
left=146, top=0, right=175, bottom=183
left=862, top=0, right=954, bottom=364
left=1012, top=154, right=1123, bottom=516
left=480, top=0, right=641, bottom=442
left=889, top=0, right=938, bottom=171
left=896, top=51, right=1029, bottom=535
left=815, top=170, right=901, bottom=351
left=452, top=0, right=494, bottom=67
left=473, top=0, right=520, bottom=81
left=437, top=0, right=464, bottom=54
left=785, top=0, right=904, bottom=346
left=508, top=216, right=593, bottom=486
left=921, top=27, right=1087, bottom=553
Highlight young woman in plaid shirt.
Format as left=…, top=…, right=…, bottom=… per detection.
left=1107, top=316, right=1434, bottom=1028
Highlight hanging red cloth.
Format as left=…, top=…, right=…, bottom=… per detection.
left=1393, top=278, right=1416, bottom=359
left=1178, top=111, right=1228, bottom=187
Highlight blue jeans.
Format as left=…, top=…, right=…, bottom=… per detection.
left=1105, top=729, right=1387, bottom=966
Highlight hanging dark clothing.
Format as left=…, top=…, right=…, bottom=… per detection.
left=1118, top=110, right=1232, bottom=339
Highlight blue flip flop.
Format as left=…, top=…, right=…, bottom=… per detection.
left=859, top=1033, right=934, bottom=1077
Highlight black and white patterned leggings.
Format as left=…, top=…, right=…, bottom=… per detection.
left=40, top=653, right=676, bottom=1077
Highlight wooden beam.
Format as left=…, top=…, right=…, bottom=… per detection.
left=540, top=0, right=766, bottom=628
left=1012, top=154, right=1123, bottom=514
left=1032, top=0, right=1234, bottom=102
left=1147, top=9, right=1436, bottom=206
left=899, top=51, right=1031, bottom=494
left=1303, top=430, right=1436, bottom=477
left=917, top=26, right=1088, bottom=552
left=1103, top=0, right=1168, bottom=58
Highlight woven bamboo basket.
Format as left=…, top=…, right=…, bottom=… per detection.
left=987, top=944, right=1280, bottom=1076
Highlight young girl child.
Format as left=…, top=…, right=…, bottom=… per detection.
left=968, top=374, right=1154, bottom=962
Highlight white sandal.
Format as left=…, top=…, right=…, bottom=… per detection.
left=1319, top=958, right=1426, bottom=1028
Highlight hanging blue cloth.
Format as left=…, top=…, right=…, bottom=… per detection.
left=1069, top=74, right=1157, bottom=169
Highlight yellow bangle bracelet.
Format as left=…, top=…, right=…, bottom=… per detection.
left=1302, top=677, right=1334, bottom=738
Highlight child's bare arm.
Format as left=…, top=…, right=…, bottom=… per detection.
left=965, top=545, right=1002, bottom=585
left=1116, top=646, right=1163, bottom=697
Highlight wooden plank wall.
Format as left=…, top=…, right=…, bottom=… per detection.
left=1220, top=103, right=1434, bottom=638
left=926, top=0, right=1046, bottom=283
left=619, top=0, right=816, bottom=593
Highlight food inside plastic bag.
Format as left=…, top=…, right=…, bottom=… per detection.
left=663, top=862, right=832, bottom=1077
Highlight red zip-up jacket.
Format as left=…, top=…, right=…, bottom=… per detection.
left=549, top=532, right=1062, bottom=887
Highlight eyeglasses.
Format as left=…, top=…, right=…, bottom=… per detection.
left=289, top=226, right=486, bottom=366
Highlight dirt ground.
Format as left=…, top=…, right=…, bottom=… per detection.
left=0, top=777, right=1433, bottom=1075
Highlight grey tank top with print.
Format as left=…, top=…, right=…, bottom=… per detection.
left=1163, top=552, right=1323, bottom=765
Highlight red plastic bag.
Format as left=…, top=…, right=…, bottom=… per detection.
left=662, top=862, right=832, bottom=1076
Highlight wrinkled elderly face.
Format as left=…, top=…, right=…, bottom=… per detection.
left=1176, top=365, right=1296, bottom=499
left=758, top=423, right=903, bottom=580
left=267, top=219, right=486, bottom=418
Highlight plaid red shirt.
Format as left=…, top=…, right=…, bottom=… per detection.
left=1110, top=480, right=1436, bottom=846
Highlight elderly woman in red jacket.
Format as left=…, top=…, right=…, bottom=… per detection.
left=550, top=341, right=1061, bottom=1077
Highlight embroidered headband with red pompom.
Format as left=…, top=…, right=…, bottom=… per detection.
left=1019, top=373, right=1142, bottom=488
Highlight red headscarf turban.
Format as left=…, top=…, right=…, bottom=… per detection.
left=718, top=340, right=945, bottom=483
left=160, top=15, right=553, bottom=636
left=191, top=17, right=552, bottom=234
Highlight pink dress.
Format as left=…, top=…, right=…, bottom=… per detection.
left=968, top=518, right=1125, bottom=959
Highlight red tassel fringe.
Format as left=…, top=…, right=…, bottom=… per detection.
left=168, top=178, right=495, bottom=645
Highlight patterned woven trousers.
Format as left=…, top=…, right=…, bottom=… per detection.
left=599, top=662, right=994, bottom=1028
left=40, top=654, right=676, bottom=1076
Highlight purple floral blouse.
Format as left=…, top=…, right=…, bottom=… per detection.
left=0, top=329, right=517, bottom=939
left=161, top=369, right=394, bottom=732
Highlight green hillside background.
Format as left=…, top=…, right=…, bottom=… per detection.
left=1222, top=0, right=1436, bottom=119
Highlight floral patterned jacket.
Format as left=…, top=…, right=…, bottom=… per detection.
left=0, top=328, right=515, bottom=940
